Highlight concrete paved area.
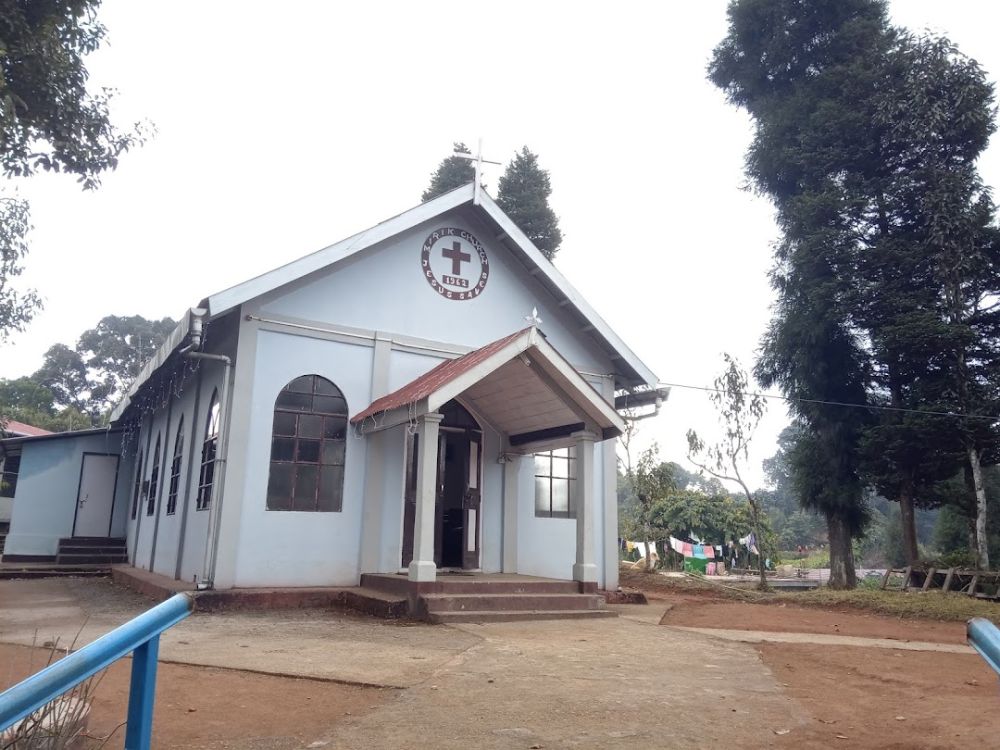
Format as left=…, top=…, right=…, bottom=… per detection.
left=0, top=577, right=809, bottom=748
left=0, top=578, right=476, bottom=688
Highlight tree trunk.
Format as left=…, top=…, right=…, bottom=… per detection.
left=826, top=512, right=857, bottom=589
left=968, top=445, right=990, bottom=570
left=898, top=479, right=919, bottom=565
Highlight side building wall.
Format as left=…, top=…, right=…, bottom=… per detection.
left=4, top=431, right=129, bottom=559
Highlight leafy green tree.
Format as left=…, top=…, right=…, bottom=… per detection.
left=421, top=142, right=474, bottom=202
left=77, top=314, right=176, bottom=413
left=687, top=354, right=770, bottom=589
left=0, top=1, right=148, bottom=357
left=497, top=147, right=563, bottom=261
left=0, top=196, right=40, bottom=345
left=26, top=314, right=175, bottom=425
left=0, top=0, right=148, bottom=188
left=623, top=445, right=676, bottom=571
left=32, top=344, right=95, bottom=421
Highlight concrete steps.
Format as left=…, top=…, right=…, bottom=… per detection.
left=56, top=537, right=127, bottom=565
left=360, top=573, right=615, bottom=623
left=421, top=592, right=606, bottom=613
left=427, top=609, right=618, bottom=624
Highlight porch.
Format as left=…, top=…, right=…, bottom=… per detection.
left=352, top=326, right=626, bottom=589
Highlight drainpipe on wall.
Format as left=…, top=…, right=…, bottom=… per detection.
left=180, top=313, right=233, bottom=590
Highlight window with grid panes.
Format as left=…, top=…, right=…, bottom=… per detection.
left=196, top=393, right=220, bottom=511
left=146, top=434, right=161, bottom=516
left=130, top=449, right=144, bottom=519
left=0, top=454, right=20, bottom=498
left=534, top=447, right=576, bottom=518
left=166, top=417, right=184, bottom=515
left=266, top=375, right=348, bottom=512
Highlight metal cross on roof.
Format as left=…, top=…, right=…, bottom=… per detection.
left=453, top=138, right=502, bottom=205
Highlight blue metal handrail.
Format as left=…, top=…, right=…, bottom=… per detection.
left=967, top=617, right=1000, bottom=676
left=0, top=592, right=194, bottom=749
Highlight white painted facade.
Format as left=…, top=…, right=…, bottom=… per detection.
left=2, top=187, right=658, bottom=590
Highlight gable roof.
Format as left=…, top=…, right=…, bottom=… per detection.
left=353, top=327, right=530, bottom=424
left=202, top=184, right=658, bottom=389
left=352, top=326, right=626, bottom=449
left=112, top=185, right=659, bottom=423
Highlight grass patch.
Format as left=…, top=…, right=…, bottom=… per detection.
left=620, top=566, right=1000, bottom=624
left=773, top=587, right=1000, bottom=624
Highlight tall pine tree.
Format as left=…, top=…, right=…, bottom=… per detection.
left=421, top=142, right=474, bottom=202
left=497, top=147, right=563, bottom=261
left=711, top=1, right=1000, bottom=576
left=710, top=0, right=893, bottom=587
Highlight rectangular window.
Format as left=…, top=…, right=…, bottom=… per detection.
left=534, top=447, right=576, bottom=518
left=196, top=436, right=218, bottom=510
left=0, top=454, right=21, bottom=498
left=166, top=453, right=182, bottom=515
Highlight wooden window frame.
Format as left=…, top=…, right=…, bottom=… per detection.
left=196, top=393, right=220, bottom=511
left=266, top=374, right=348, bottom=513
left=146, top=434, right=161, bottom=516
left=130, top=449, right=144, bottom=520
left=0, top=454, right=21, bottom=499
left=166, top=416, right=184, bottom=515
left=533, top=447, right=576, bottom=519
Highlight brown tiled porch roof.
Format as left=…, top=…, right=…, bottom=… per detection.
left=351, top=327, right=531, bottom=424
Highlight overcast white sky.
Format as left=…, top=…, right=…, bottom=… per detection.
left=2, top=1, right=999, bottom=488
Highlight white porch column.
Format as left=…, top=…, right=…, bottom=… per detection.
left=572, top=431, right=598, bottom=585
left=408, top=412, right=443, bottom=582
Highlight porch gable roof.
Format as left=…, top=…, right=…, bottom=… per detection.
left=351, top=326, right=626, bottom=451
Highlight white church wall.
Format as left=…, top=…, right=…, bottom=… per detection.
left=177, top=355, right=229, bottom=584
left=149, top=381, right=198, bottom=578
left=375, top=424, right=406, bottom=573
left=132, top=408, right=169, bottom=570
left=514, top=453, right=576, bottom=581
left=514, top=437, right=611, bottom=588
left=479, top=424, right=504, bottom=573
left=257, top=209, right=614, bottom=377
left=124, top=418, right=149, bottom=561
left=4, top=431, right=125, bottom=558
left=229, top=327, right=373, bottom=587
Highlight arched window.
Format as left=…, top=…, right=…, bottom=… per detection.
left=166, top=416, right=184, bottom=515
left=197, top=391, right=220, bottom=511
left=146, top=434, right=161, bottom=516
left=267, top=375, right=347, bottom=512
left=130, top=449, right=144, bottom=520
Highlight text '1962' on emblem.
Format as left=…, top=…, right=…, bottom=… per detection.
left=420, top=227, right=489, bottom=301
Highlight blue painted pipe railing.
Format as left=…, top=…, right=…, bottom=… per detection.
left=968, top=617, right=1000, bottom=677
left=0, top=592, right=194, bottom=749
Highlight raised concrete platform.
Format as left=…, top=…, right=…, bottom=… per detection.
left=111, top=565, right=407, bottom=618
left=110, top=566, right=612, bottom=622
left=0, top=561, right=111, bottom=580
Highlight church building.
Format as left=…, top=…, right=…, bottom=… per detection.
left=1, top=184, right=664, bottom=606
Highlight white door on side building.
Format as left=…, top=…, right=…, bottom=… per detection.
left=73, top=454, right=119, bottom=537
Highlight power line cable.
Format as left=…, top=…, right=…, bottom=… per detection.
left=659, top=381, right=1000, bottom=422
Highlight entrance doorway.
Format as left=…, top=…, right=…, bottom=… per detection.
left=72, top=453, right=120, bottom=537
left=402, top=400, right=482, bottom=570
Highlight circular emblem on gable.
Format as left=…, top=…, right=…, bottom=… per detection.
left=420, top=227, right=489, bottom=301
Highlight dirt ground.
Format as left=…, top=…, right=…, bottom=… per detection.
left=3, top=575, right=1000, bottom=749
left=645, top=585, right=998, bottom=749
left=2, top=643, right=390, bottom=750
